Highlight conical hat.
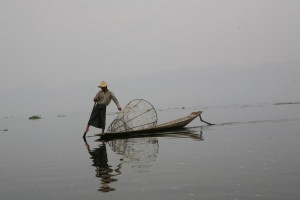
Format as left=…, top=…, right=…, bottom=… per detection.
left=98, top=81, right=108, bottom=88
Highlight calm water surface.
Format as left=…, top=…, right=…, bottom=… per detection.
left=1, top=103, right=300, bottom=200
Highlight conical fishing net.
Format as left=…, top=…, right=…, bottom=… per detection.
left=107, top=99, right=158, bottom=133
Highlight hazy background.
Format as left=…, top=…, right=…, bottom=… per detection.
left=1, top=0, right=299, bottom=116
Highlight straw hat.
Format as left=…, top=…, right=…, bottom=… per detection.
left=98, top=81, right=108, bottom=88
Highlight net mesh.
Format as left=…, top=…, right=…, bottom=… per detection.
left=108, top=137, right=159, bottom=163
left=107, top=99, right=158, bottom=133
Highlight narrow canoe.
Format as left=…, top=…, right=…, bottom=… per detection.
left=95, top=111, right=203, bottom=140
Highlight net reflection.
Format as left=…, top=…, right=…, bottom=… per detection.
left=108, top=137, right=159, bottom=173
left=84, top=139, right=122, bottom=192
left=84, top=128, right=204, bottom=192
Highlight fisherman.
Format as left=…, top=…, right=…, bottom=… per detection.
left=83, top=81, right=122, bottom=138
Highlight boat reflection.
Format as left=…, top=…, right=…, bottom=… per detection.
left=156, top=128, right=204, bottom=141
left=84, top=128, right=204, bottom=192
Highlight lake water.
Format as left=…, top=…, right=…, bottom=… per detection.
left=1, top=102, right=300, bottom=200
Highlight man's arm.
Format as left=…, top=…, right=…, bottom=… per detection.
left=110, top=92, right=122, bottom=110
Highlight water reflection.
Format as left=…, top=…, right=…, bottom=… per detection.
left=109, top=137, right=159, bottom=173
left=159, top=129, right=204, bottom=141
left=83, top=139, right=122, bottom=192
left=84, top=128, right=204, bottom=192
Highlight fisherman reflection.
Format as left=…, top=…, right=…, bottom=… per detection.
left=84, top=139, right=122, bottom=192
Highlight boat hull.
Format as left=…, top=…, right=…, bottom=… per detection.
left=95, top=111, right=202, bottom=140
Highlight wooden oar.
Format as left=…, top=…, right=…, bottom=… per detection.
left=199, top=113, right=214, bottom=125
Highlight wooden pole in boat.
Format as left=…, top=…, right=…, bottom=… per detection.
left=199, top=113, right=214, bottom=125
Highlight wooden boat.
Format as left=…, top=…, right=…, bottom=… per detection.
left=95, top=111, right=213, bottom=140
left=95, top=128, right=205, bottom=141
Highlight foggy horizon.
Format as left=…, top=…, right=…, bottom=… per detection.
left=1, top=0, right=299, bottom=115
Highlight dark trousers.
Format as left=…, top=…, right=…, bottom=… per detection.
left=88, top=104, right=106, bottom=129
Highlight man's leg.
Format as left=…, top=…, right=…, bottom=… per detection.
left=83, top=125, right=90, bottom=138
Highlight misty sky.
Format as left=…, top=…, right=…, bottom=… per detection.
left=1, top=0, right=300, bottom=115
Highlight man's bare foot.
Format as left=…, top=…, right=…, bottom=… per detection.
left=98, top=129, right=105, bottom=136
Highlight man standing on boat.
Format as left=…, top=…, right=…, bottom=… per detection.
left=83, top=81, right=122, bottom=138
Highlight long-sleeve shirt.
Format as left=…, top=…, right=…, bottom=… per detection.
left=94, top=90, right=121, bottom=108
